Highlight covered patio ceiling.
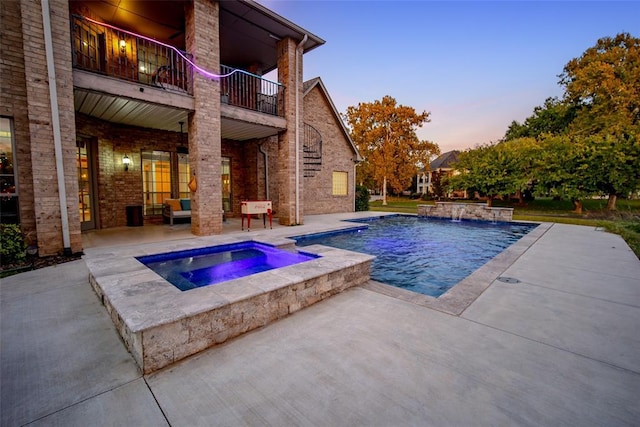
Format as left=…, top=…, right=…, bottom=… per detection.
left=74, top=88, right=283, bottom=141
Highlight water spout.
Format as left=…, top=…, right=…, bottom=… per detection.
left=418, top=204, right=433, bottom=219
left=451, top=205, right=465, bottom=222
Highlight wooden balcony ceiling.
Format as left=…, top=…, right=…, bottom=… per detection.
left=72, top=0, right=324, bottom=74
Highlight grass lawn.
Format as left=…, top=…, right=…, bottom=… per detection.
left=369, top=197, right=640, bottom=258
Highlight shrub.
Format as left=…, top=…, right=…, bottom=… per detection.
left=355, top=185, right=370, bottom=211
left=0, top=224, right=27, bottom=266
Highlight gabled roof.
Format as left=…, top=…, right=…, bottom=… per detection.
left=430, top=150, right=460, bottom=170
left=303, top=77, right=362, bottom=162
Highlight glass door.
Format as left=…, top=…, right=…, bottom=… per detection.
left=76, top=137, right=97, bottom=230
left=222, top=157, right=231, bottom=213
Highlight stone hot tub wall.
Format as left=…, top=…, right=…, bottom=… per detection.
left=86, top=236, right=374, bottom=374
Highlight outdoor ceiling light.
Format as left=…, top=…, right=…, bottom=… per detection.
left=123, top=154, right=130, bottom=171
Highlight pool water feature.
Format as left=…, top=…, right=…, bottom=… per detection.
left=293, top=215, right=537, bottom=297
left=137, top=242, right=319, bottom=291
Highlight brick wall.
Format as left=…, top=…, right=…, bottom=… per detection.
left=276, top=37, right=301, bottom=225
left=303, top=85, right=356, bottom=214
left=8, top=0, right=82, bottom=256
left=75, top=114, right=187, bottom=228
left=0, top=0, right=37, bottom=245
left=185, top=0, right=223, bottom=235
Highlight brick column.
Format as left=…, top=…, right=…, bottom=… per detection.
left=19, top=0, right=82, bottom=255
left=185, top=0, right=222, bottom=235
left=276, top=37, right=304, bottom=225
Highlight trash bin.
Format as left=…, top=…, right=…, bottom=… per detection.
left=126, top=205, right=143, bottom=227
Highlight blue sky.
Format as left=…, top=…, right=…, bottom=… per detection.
left=259, top=1, right=639, bottom=153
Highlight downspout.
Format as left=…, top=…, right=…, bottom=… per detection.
left=41, top=0, right=71, bottom=255
left=295, top=34, right=307, bottom=225
left=258, top=141, right=269, bottom=200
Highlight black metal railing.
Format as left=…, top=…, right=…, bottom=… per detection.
left=303, top=123, right=322, bottom=177
left=219, top=65, right=284, bottom=117
left=71, top=15, right=192, bottom=95
left=71, top=15, right=285, bottom=116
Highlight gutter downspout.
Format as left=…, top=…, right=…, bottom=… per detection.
left=258, top=141, right=269, bottom=200
left=295, top=34, right=307, bottom=225
left=41, top=0, right=71, bottom=255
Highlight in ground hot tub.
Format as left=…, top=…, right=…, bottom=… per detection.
left=137, top=241, right=319, bottom=291
left=86, top=238, right=374, bottom=373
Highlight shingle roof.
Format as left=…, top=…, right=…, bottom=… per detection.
left=430, top=150, right=460, bottom=170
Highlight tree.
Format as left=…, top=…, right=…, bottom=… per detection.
left=503, top=97, right=577, bottom=141
left=448, top=139, right=539, bottom=206
left=558, top=33, right=640, bottom=209
left=533, top=135, right=599, bottom=213
left=345, top=96, right=439, bottom=205
left=560, top=32, right=640, bottom=137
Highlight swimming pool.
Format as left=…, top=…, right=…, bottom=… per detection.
left=137, top=241, right=319, bottom=291
left=293, top=215, right=537, bottom=297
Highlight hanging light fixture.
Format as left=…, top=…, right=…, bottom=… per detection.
left=177, top=121, right=188, bottom=154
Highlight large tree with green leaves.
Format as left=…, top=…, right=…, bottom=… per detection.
left=448, top=138, right=539, bottom=206
left=560, top=32, right=640, bottom=137
left=533, top=135, right=600, bottom=213
left=504, top=97, right=577, bottom=140
left=344, top=96, right=439, bottom=205
left=503, top=33, right=640, bottom=210
left=558, top=32, right=640, bottom=209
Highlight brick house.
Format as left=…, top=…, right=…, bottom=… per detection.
left=0, top=0, right=361, bottom=256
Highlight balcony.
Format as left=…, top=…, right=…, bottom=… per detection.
left=71, top=15, right=284, bottom=118
left=71, top=15, right=193, bottom=95
left=220, top=65, right=284, bottom=117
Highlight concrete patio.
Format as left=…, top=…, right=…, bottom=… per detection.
left=1, top=214, right=639, bottom=426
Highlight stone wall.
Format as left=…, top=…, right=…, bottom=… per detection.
left=87, top=240, right=374, bottom=374
left=417, top=202, right=514, bottom=222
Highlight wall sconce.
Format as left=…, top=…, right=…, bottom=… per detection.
left=119, top=39, right=126, bottom=55
left=123, top=154, right=130, bottom=171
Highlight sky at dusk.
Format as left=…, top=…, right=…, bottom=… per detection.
left=259, top=1, right=640, bottom=154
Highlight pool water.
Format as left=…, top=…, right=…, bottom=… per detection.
left=293, top=215, right=537, bottom=297
left=137, top=241, right=319, bottom=291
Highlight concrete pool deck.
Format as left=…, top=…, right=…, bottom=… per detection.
left=2, top=213, right=639, bottom=426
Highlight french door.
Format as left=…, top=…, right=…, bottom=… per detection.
left=76, top=137, right=97, bottom=230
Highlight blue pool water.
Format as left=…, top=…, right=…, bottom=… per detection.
left=137, top=241, right=319, bottom=291
left=293, top=215, right=537, bottom=297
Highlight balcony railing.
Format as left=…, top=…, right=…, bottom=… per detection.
left=71, top=15, right=284, bottom=117
left=71, top=15, right=192, bottom=95
left=220, top=65, right=284, bottom=117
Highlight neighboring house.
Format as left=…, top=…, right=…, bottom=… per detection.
left=1, top=0, right=361, bottom=256
left=416, top=150, right=466, bottom=198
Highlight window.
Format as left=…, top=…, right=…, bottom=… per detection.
left=142, top=151, right=171, bottom=215
left=332, top=171, right=348, bottom=196
left=177, top=153, right=190, bottom=199
left=0, top=117, right=19, bottom=224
